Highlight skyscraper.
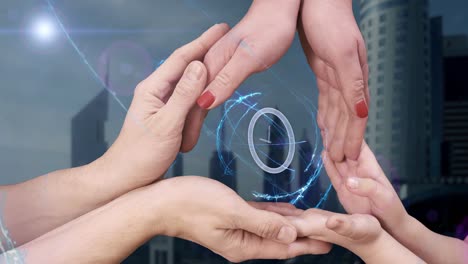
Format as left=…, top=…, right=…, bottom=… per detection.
left=297, top=129, right=321, bottom=209
left=359, top=0, right=432, bottom=183
left=263, top=112, right=292, bottom=199
left=71, top=58, right=110, bottom=167
left=209, top=107, right=237, bottom=191
left=441, top=35, right=468, bottom=181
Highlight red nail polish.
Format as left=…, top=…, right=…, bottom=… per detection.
left=197, top=91, right=215, bottom=109
left=355, top=100, right=368, bottom=118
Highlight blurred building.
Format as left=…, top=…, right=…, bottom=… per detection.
left=297, top=129, right=321, bottom=209
left=359, top=0, right=432, bottom=184
left=71, top=59, right=110, bottom=167
left=441, top=35, right=468, bottom=181
left=210, top=107, right=237, bottom=191
left=263, top=112, right=292, bottom=199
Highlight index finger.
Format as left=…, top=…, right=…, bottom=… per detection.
left=145, top=23, right=230, bottom=86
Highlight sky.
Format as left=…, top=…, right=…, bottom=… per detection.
left=0, top=0, right=467, bottom=199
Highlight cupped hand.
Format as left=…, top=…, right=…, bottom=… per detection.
left=299, top=0, right=370, bottom=161
left=97, top=24, right=229, bottom=188
left=322, top=142, right=408, bottom=230
left=195, top=0, right=300, bottom=110
left=147, top=176, right=331, bottom=263
left=289, top=209, right=383, bottom=252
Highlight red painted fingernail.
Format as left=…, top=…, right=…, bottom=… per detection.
left=355, top=100, right=368, bottom=118
left=197, top=91, right=215, bottom=109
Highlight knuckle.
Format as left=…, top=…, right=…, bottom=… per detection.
left=175, top=79, right=197, bottom=98
left=172, top=47, right=190, bottom=65
left=257, top=220, right=279, bottom=239
left=351, top=79, right=365, bottom=94
left=214, top=71, right=232, bottom=89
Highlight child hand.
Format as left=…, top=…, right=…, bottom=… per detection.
left=322, top=142, right=408, bottom=231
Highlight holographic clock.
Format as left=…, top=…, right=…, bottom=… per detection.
left=247, top=107, right=295, bottom=174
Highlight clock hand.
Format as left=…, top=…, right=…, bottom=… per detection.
left=259, top=125, right=272, bottom=144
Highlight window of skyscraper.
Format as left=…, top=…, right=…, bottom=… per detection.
left=368, top=19, right=373, bottom=27
left=396, top=34, right=407, bottom=43
left=378, top=63, right=384, bottom=71
left=394, top=72, right=404, bottom=80
left=379, top=14, right=387, bottom=22
left=379, top=38, right=386, bottom=47
left=376, top=124, right=383, bottom=131
left=378, top=75, right=384, bottom=83
left=368, top=31, right=372, bottom=39
left=398, top=9, right=409, bottom=18
left=376, top=136, right=382, bottom=143
left=377, top=87, right=384, bottom=95
left=377, top=99, right=384, bottom=107
left=379, top=27, right=386, bottom=35
left=378, top=50, right=385, bottom=59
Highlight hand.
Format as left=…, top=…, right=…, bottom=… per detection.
left=322, top=142, right=408, bottom=232
left=98, top=24, right=229, bottom=188
left=299, top=0, right=370, bottom=161
left=288, top=209, right=383, bottom=254
left=286, top=209, right=423, bottom=264
left=146, top=176, right=331, bottom=262
left=195, top=0, right=300, bottom=110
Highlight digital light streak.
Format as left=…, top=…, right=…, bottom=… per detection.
left=217, top=92, right=331, bottom=207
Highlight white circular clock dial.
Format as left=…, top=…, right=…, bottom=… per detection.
left=248, top=108, right=295, bottom=174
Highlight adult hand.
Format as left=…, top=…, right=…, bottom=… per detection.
left=322, top=142, right=407, bottom=231
left=147, top=176, right=331, bottom=262
left=299, top=0, right=370, bottom=161
left=195, top=0, right=300, bottom=110
left=99, top=24, right=229, bottom=188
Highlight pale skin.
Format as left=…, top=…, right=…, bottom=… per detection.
left=192, top=0, right=369, bottom=162
left=0, top=25, right=333, bottom=263
left=322, top=142, right=468, bottom=264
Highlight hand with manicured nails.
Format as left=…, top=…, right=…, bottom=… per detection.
left=195, top=0, right=300, bottom=110
left=299, top=0, right=370, bottom=162
left=147, top=177, right=332, bottom=263
left=99, top=24, right=230, bottom=190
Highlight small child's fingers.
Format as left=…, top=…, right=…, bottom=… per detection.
left=326, top=214, right=380, bottom=242
left=346, top=177, right=395, bottom=210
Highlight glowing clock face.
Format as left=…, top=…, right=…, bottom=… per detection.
left=247, top=108, right=295, bottom=174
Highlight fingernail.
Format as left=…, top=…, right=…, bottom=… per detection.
left=355, top=99, right=368, bottom=118
left=347, top=177, right=359, bottom=189
left=187, top=63, right=203, bottom=81
left=197, top=91, right=215, bottom=109
left=277, top=226, right=296, bottom=243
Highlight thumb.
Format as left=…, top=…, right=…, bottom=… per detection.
left=235, top=206, right=297, bottom=244
left=345, top=177, right=394, bottom=210
left=163, top=61, right=207, bottom=120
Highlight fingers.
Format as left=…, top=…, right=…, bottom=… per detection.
left=235, top=206, right=298, bottom=244
left=197, top=41, right=257, bottom=109
left=248, top=202, right=303, bottom=216
left=333, top=42, right=368, bottom=160
left=322, top=151, right=343, bottom=188
left=151, top=23, right=229, bottom=85
left=328, top=97, right=349, bottom=161
left=161, top=61, right=208, bottom=121
left=180, top=106, right=207, bottom=152
left=345, top=177, right=395, bottom=211
left=326, top=213, right=380, bottom=242
left=247, top=237, right=331, bottom=261
left=323, top=87, right=341, bottom=150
